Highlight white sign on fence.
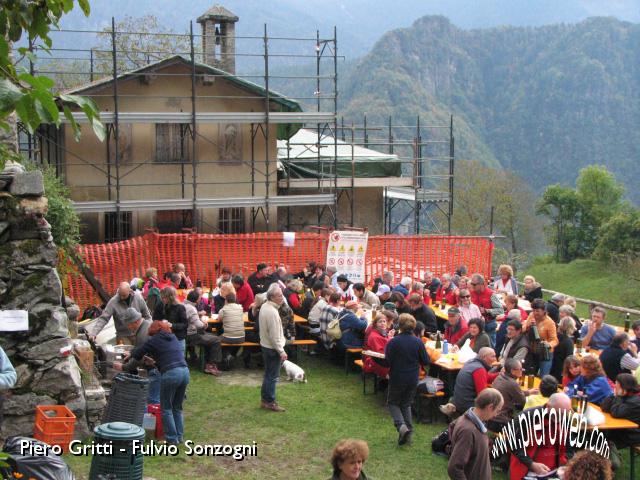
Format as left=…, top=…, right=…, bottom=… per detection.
left=326, top=230, right=368, bottom=283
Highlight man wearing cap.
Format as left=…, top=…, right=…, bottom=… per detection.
left=443, top=307, right=469, bottom=345
left=114, top=307, right=160, bottom=403
left=87, top=282, right=151, bottom=344
left=248, top=263, right=275, bottom=296
left=336, top=300, right=368, bottom=350
left=376, top=284, right=392, bottom=303
left=546, top=293, right=565, bottom=324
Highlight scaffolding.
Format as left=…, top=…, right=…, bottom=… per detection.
left=16, top=13, right=453, bottom=240
left=278, top=115, right=454, bottom=234
left=16, top=15, right=339, bottom=241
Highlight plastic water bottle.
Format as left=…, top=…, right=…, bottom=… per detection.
left=443, top=340, right=449, bottom=354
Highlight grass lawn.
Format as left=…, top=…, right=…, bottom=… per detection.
left=62, top=353, right=637, bottom=479
left=524, top=259, right=638, bottom=326
left=63, top=355, right=453, bottom=479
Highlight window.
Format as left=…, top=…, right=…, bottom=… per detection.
left=218, top=208, right=244, bottom=234
left=155, top=209, right=194, bottom=233
left=104, top=212, right=132, bottom=243
left=155, top=124, right=190, bottom=163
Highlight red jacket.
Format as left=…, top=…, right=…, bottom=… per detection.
left=444, top=319, right=469, bottom=345
left=471, top=286, right=496, bottom=322
left=510, top=411, right=568, bottom=480
left=235, top=282, right=255, bottom=312
left=363, top=328, right=390, bottom=378
left=436, top=285, right=458, bottom=305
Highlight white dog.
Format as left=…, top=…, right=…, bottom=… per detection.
left=282, top=360, right=307, bottom=383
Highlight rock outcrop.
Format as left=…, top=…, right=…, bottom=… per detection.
left=0, top=161, right=102, bottom=439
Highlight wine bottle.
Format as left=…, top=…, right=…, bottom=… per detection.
left=435, top=331, right=442, bottom=349
left=624, top=313, right=630, bottom=333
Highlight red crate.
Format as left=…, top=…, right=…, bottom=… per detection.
left=33, top=405, right=76, bottom=453
left=147, top=404, right=164, bottom=439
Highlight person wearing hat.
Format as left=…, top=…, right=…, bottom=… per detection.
left=248, top=263, right=276, bottom=296
left=336, top=300, right=368, bottom=350
left=546, top=292, right=565, bottom=324
left=114, top=307, right=159, bottom=403
left=443, top=307, right=469, bottom=345
left=600, top=373, right=640, bottom=468
left=376, top=284, right=392, bottom=303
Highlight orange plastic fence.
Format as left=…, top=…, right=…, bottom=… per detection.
left=67, top=233, right=493, bottom=310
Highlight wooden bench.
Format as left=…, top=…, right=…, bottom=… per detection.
left=415, top=391, right=446, bottom=424
left=345, top=348, right=363, bottom=374
left=196, top=339, right=318, bottom=371
left=354, top=359, right=381, bottom=395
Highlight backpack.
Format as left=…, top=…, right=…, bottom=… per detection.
left=327, top=311, right=345, bottom=341
left=431, top=422, right=455, bottom=457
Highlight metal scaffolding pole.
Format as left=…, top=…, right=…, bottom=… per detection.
left=190, top=21, right=198, bottom=229
left=333, top=25, right=339, bottom=229
left=316, top=29, right=322, bottom=226
left=111, top=17, right=122, bottom=241
left=263, top=23, right=271, bottom=229
left=449, top=115, right=455, bottom=235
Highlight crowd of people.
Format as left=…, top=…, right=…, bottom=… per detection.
left=75, top=260, right=640, bottom=477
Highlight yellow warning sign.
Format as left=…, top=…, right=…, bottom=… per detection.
left=357, top=245, right=364, bottom=253
left=339, top=245, right=345, bottom=253
left=349, top=245, right=355, bottom=253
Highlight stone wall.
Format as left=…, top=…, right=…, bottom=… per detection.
left=0, top=161, right=100, bottom=439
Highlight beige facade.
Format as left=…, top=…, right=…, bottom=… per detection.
left=63, top=58, right=283, bottom=242
left=278, top=186, right=385, bottom=235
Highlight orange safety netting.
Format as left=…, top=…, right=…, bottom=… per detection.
left=67, top=233, right=493, bottom=310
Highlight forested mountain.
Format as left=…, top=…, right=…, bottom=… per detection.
left=340, top=16, right=640, bottom=203
left=58, top=1, right=640, bottom=59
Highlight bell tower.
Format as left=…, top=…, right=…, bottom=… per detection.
left=197, top=4, right=239, bottom=74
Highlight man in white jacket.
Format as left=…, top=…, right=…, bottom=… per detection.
left=259, top=283, right=287, bottom=412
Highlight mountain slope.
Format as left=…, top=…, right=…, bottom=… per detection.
left=340, top=16, right=640, bottom=202
left=57, top=1, right=640, bottom=60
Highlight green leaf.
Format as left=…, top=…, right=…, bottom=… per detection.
left=14, top=97, right=33, bottom=133
left=63, top=105, right=81, bottom=142
left=90, top=117, right=106, bottom=142
left=0, top=78, right=25, bottom=115
left=0, top=37, right=9, bottom=62
left=18, top=73, right=55, bottom=90
left=78, top=0, right=91, bottom=16
left=33, top=90, right=60, bottom=124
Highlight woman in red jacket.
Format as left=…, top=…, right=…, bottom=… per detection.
left=435, top=273, right=459, bottom=306
left=363, top=313, right=392, bottom=378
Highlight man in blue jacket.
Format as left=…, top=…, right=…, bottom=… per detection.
left=385, top=313, right=430, bottom=445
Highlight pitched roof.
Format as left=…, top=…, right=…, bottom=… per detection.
left=197, top=5, right=239, bottom=23
left=65, top=54, right=301, bottom=113
left=64, top=55, right=302, bottom=139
